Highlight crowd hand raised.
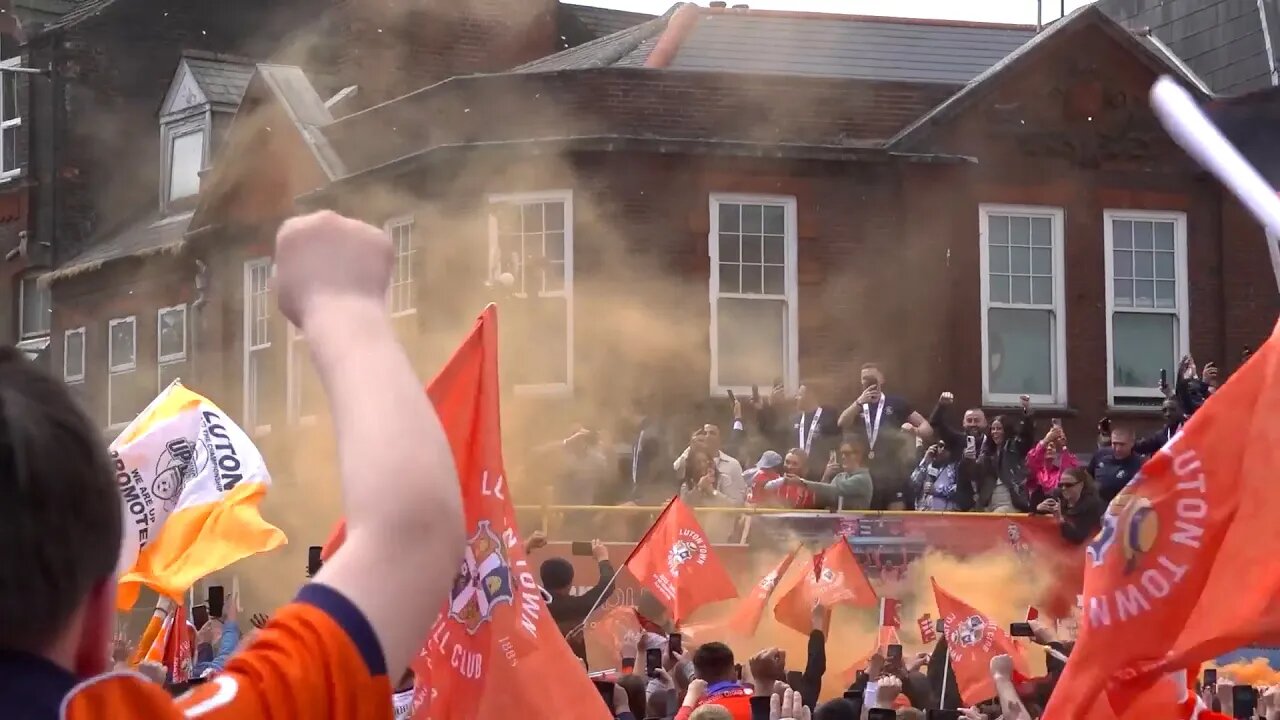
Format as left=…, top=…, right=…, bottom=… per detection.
left=1179, top=354, right=1197, bottom=380
left=524, top=530, right=548, bottom=553
left=663, top=648, right=684, bottom=672
left=857, top=386, right=880, bottom=405
left=989, top=654, right=1015, bottom=680
left=249, top=612, right=270, bottom=630
left=1019, top=394, right=1032, bottom=411
left=683, top=679, right=708, bottom=707
left=770, top=686, right=811, bottom=720
left=810, top=601, right=829, bottom=634
left=1215, top=677, right=1234, bottom=715
left=590, top=538, right=608, bottom=562
left=611, top=683, right=631, bottom=716
left=1028, top=618, right=1057, bottom=645
left=874, top=674, right=903, bottom=707
left=111, top=631, right=132, bottom=663
left=939, top=391, right=954, bottom=406
left=274, top=211, right=394, bottom=332
left=959, top=709, right=985, bottom=720
left=750, top=647, right=787, bottom=687
left=733, top=398, right=743, bottom=420
left=137, top=661, right=167, bottom=685
left=1203, top=362, right=1220, bottom=384
left=770, top=384, right=787, bottom=407
left=907, top=652, right=930, bottom=673
left=866, top=653, right=885, bottom=680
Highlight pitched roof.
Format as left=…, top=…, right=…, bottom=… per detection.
left=890, top=5, right=1213, bottom=149
left=183, top=51, right=256, bottom=106
left=47, top=211, right=192, bottom=281
left=520, top=3, right=1035, bottom=83
left=39, top=0, right=111, bottom=31
left=559, top=2, right=656, bottom=44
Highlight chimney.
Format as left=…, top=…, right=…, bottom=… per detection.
left=709, top=1, right=727, bottom=7
left=732, top=3, right=748, bottom=7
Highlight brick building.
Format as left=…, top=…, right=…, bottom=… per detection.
left=14, top=2, right=1280, bottom=496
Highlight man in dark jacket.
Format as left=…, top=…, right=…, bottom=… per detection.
left=757, top=383, right=842, bottom=481
left=1088, top=426, right=1146, bottom=505
left=541, top=539, right=615, bottom=660
left=1135, top=397, right=1184, bottom=456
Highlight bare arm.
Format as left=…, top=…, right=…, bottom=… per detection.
left=907, top=411, right=933, bottom=441
left=277, top=212, right=464, bottom=683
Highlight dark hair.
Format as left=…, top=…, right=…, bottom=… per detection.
left=1062, top=466, right=1093, bottom=492
left=814, top=699, right=859, bottom=720
left=682, top=448, right=712, bottom=487
left=785, top=447, right=808, bottom=465
left=539, top=557, right=575, bottom=592
left=618, top=673, right=647, bottom=719
left=859, top=362, right=880, bottom=372
left=691, top=641, right=735, bottom=682
left=0, top=347, right=121, bottom=654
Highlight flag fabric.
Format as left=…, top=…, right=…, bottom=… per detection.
left=725, top=546, right=800, bottom=637
left=880, top=598, right=902, bottom=628
left=1045, top=321, right=1280, bottom=719
left=774, top=538, right=877, bottom=635
left=111, top=381, right=286, bottom=609
left=933, top=578, right=1028, bottom=706
left=161, top=604, right=194, bottom=683
left=918, top=614, right=938, bottom=645
left=584, top=605, right=644, bottom=671
left=878, top=625, right=901, bottom=651
left=625, top=496, right=738, bottom=623
left=323, top=306, right=611, bottom=720
left=1026, top=606, right=1040, bottom=622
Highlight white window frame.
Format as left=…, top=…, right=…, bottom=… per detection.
left=708, top=193, right=800, bottom=397
left=17, top=273, right=50, bottom=340
left=286, top=323, right=318, bottom=426
left=107, top=316, right=137, bottom=429
left=64, top=326, right=86, bottom=383
left=156, top=304, right=187, bottom=389
left=243, top=258, right=272, bottom=434
left=486, top=190, right=574, bottom=396
left=1103, top=209, right=1190, bottom=405
left=0, top=57, right=22, bottom=180
left=164, top=125, right=207, bottom=204
left=978, top=204, right=1068, bottom=406
left=385, top=215, right=417, bottom=317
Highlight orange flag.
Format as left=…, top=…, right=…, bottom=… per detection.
left=933, top=578, right=1028, bottom=706
left=725, top=546, right=800, bottom=637
left=162, top=604, right=193, bottom=684
left=322, top=306, right=610, bottom=720
left=584, top=605, right=644, bottom=672
left=774, top=538, right=877, bottom=635
left=625, top=496, right=738, bottom=623
left=1044, top=322, right=1280, bottom=720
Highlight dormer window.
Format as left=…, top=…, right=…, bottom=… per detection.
left=160, top=51, right=255, bottom=213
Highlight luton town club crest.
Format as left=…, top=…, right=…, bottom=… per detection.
left=1087, top=484, right=1159, bottom=574
left=448, top=521, right=514, bottom=635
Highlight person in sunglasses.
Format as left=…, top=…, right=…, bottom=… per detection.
left=1035, top=467, right=1104, bottom=544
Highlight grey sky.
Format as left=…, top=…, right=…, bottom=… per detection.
left=581, top=0, right=1097, bottom=25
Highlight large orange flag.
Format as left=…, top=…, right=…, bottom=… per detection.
left=1044, top=321, right=1280, bottom=720
left=725, top=546, right=800, bottom=637
left=322, top=306, right=609, bottom=720
left=625, top=496, right=738, bottom=623
left=933, top=578, right=1028, bottom=706
left=774, top=538, right=877, bottom=635
left=584, top=605, right=643, bottom=671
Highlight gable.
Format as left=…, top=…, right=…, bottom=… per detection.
left=162, top=60, right=208, bottom=118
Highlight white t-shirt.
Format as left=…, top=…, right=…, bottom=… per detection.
left=392, top=688, right=415, bottom=720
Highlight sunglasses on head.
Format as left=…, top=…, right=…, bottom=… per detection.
left=1059, top=480, right=1080, bottom=488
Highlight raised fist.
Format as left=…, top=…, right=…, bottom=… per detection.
left=273, top=211, right=394, bottom=332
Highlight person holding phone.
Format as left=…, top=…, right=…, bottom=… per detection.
left=788, top=438, right=874, bottom=511
left=1024, top=422, right=1080, bottom=509
left=539, top=538, right=614, bottom=659
left=910, top=438, right=975, bottom=512
left=756, top=383, right=842, bottom=483
left=979, top=394, right=1036, bottom=512
left=838, top=363, right=933, bottom=510
left=1035, top=467, right=1104, bottom=544
left=673, top=425, right=746, bottom=506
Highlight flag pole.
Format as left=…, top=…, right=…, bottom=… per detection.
left=938, top=649, right=952, bottom=709
left=564, top=495, right=679, bottom=640
left=1150, top=76, right=1280, bottom=290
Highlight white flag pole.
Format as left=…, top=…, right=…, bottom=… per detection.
left=1150, top=76, right=1280, bottom=290
left=938, top=650, right=952, bottom=709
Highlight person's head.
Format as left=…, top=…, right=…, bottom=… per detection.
left=1059, top=467, right=1091, bottom=506
left=617, top=673, right=647, bottom=719
left=859, top=363, right=885, bottom=389
left=784, top=448, right=808, bottom=476
left=691, top=641, right=736, bottom=684
left=1110, top=427, right=1136, bottom=460
left=962, top=408, right=987, bottom=432
left=1161, top=397, right=1182, bottom=425
left=0, top=348, right=122, bottom=677
left=539, top=557, right=575, bottom=596
left=813, top=698, right=860, bottom=720
left=701, top=424, right=722, bottom=453
left=685, top=448, right=713, bottom=485
left=989, top=415, right=1009, bottom=445
left=690, top=705, right=734, bottom=720
left=796, top=383, right=817, bottom=413
left=646, top=688, right=671, bottom=719
left=838, top=437, right=867, bottom=471
left=755, top=450, right=784, bottom=475
left=396, top=668, right=415, bottom=692
left=931, top=440, right=952, bottom=465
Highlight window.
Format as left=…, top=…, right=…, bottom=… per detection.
left=386, top=217, right=417, bottom=316
left=108, top=316, right=143, bottom=427
left=0, top=57, right=21, bottom=179
left=168, top=130, right=205, bottom=201
left=487, top=191, right=573, bottom=392
left=18, top=274, right=50, bottom=339
left=157, top=304, right=187, bottom=391
left=243, top=259, right=272, bottom=431
left=287, top=324, right=323, bottom=424
left=1104, top=210, right=1189, bottom=405
left=64, top=327, right=85, bottom=383
left=979, top=205, right=1067, bottom=405
left=709, top=194, right=798, bottom=395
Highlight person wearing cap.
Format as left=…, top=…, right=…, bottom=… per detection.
left=745, top=450, right=786, bottom=506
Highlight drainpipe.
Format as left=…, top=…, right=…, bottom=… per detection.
left=191, top=258, right=208, bottom=385
left=1036, top=0, right=1043, bottom=32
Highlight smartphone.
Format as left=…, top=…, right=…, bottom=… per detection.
left=620, top=657, right=635, bottom=673
left=885, top=644, right=903, bottom=672
left=667, top=632, right=683, bottom=656
left=1203, top=668, right=1217, bottom=687
left=965, top=434, right=977, bottom=454
left=868, top=710, right=897, bottom=720
left=727, top=389, right=736, bottom=403
left=592, top=680, right=614, bottom=709
left=207, top=585, right=225, bottom=619
left=1232, top=685, right=1257, bottom=717
left=1159, top=367, right=1168, bottom=387
left=786, top=670, right=804, bottom=690
left=191, top=604, right=209, bottom=631
left=571, top=541, right=594, bottom=556
left=735, top=663, right=743, bottom=681
left=307, top=546, right=323, bottom=578
left=935, top=618, right=945, bottom=633
left=1051, top=418, right=1063, bottom=430
left=1009, top=622, right=1034, bottom=638
left=751, top=384, right=760, bottom=403
left=645, top=648, right=662, bottom=677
